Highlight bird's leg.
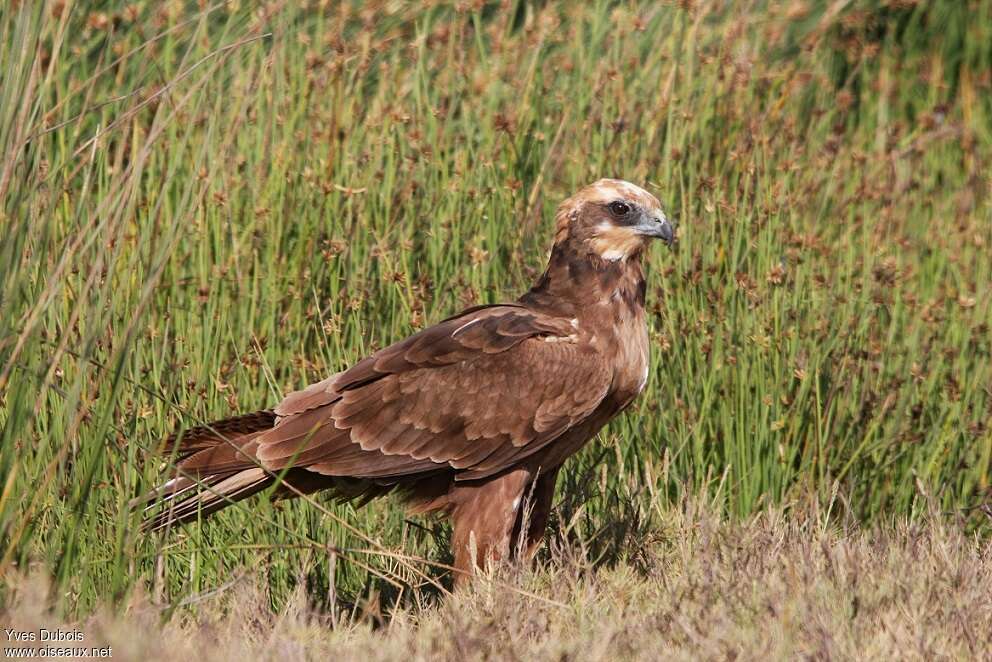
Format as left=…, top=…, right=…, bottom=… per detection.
left=448, top=468, right=531, bottom=585
left=513, top=466, right=560, bottom=561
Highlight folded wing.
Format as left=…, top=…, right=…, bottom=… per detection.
left=193, top=305, right=611, bottom=483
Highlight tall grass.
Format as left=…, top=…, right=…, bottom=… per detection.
left=1, top=0, right=990, bottom=616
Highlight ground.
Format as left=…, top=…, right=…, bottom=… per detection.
left=5, top=501, right=991, bottom=660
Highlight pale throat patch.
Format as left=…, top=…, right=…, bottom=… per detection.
left=591, top=222, right=643, bottom=261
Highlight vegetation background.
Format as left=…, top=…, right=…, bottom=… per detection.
left=1, top=0, right=990, bottom=657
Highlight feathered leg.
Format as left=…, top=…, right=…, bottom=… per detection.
left=514, top=466, right=559, bottom=560
left=447, top=466, right=560, bottom=585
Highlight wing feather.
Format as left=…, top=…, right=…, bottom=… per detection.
left=244, top=305, right=610, bottom=481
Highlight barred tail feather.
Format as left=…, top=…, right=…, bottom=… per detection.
left=135, top=410, right=279, bottom=531
left=142, top=468, right=272, bottom=531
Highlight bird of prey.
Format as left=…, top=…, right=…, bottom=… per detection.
left=137, top=179, right=674, bottom=583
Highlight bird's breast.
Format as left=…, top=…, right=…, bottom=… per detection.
left=618, top=321, right=650, bottom=403
left=592, top=309, right=650, bottom=410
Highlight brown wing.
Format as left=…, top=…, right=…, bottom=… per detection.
left=250, top=304, right=612, bottom=482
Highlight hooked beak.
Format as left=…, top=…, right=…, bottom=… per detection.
left=634, top=212, right=675, bottom=246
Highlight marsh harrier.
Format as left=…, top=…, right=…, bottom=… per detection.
left=137, top=179, right=674, bottom=582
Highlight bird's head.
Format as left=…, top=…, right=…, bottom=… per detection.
left=553, top=179, right=674, bottom=261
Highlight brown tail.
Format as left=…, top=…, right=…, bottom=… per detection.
left=133, top=410, right=278, bottom=531
left=135, top=410, right=422, bottom=531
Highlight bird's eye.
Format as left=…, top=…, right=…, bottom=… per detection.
left=608, top=201, right=630, bottom=216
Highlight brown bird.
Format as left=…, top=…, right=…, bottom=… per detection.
left=136, top=179, right=674, bottom=582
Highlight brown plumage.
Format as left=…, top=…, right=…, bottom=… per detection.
left=136, top=179, right=674, bottom=583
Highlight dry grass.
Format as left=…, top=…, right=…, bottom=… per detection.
left=4, top=499, right=991, bottom=660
